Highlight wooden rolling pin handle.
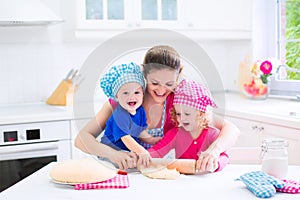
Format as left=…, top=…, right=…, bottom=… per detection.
left=150, top=159, right=196, bottom=174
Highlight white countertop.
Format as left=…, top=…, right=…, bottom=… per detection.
left=0, top=102, right=104, bottom=125
left=1, top=162, right=300, bottom=200
left=0, top=103, right=73, bottom=125
left=216, top=92, right=300, bottom=130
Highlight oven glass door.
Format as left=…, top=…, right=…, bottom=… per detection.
left=0, top=156, right=56, bottom=192
left=0, top=140, right=70, bottom=192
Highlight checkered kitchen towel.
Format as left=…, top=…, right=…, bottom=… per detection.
left=276, top=179, right=300, bottom=194
left=236, top=171, right=285, bottom=198
left=74, top=173, right=129, bottom=190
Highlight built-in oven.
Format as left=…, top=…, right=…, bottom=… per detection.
left=0, top=121, right=71, bottom=192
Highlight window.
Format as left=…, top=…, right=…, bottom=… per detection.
left=272, top=0, right=300, bottom=98
left=278, top=0, right=300, bottom=80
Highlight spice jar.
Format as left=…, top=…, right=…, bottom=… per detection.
left=261, top=138, right=289, bottom=179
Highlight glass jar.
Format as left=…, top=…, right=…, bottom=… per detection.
left=261, top=138, right=289, bottom=179
left=242, top=77, right=270, bottom=100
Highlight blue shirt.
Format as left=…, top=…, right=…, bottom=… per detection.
left=101, top=104, right=147, bottom=151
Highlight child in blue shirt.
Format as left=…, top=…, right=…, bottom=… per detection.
left=100, top=62, right=161, bottom=166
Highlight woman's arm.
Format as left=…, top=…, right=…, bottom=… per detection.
left=197, top=112, right=240, bottom=172
left=210, top=113, right=240, bottom=153
left=74, top=101, right=137, bottom=169
left=139, top=130, right=162, bottom=145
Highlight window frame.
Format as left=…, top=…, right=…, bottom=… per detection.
left=269, top=0, right=300, bottom=98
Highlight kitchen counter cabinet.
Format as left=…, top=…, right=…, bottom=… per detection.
left=1, top=162, right=300, bottom=200
left=226, top=116, right=300, bottom=165
left=221, top=93, right=300, bottom=165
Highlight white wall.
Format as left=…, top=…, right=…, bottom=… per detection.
left=0, top=0, right=252, bottom=105
left=252, top=0, right=277, bottom=59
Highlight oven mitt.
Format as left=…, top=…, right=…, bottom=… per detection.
left=276, top=179, right=300, bottom=194
left=236, top=171, right=285, bottom=198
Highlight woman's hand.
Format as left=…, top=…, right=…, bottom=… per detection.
left=196, top=143, right=221, bottom=173
left=196, top=152, right=219, bottom=173
left=109, top=151, right=137, bottom=170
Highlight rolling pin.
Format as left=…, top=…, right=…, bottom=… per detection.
left=150, top=158, right=196, bottom=174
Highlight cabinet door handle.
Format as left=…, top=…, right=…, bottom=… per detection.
left=258, top=126, right=264, bottom=132
left=252, top=125, right=258, bottom=130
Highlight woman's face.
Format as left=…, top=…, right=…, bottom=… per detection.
left=145, top=68, right=178, bottom=104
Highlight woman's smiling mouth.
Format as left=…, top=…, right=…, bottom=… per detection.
left=154, top=91, right=166, bottom=97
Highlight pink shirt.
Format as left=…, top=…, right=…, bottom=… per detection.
left=148, top=127, right=229, bottom=172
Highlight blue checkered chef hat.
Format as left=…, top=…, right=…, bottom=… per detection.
left=100, top=62, right=146, bottom=100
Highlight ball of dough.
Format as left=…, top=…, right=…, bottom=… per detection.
left=50, top=158, right=117, bottom=183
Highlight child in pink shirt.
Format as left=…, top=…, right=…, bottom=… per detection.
left=148, top=79, right=229, bottom=172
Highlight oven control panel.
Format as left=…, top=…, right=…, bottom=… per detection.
left=3, top=129, right=40, bottom=142
left=0, top=121, right=70, bottom=145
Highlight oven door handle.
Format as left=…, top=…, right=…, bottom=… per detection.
left=0, top=142, right=59, bottom=160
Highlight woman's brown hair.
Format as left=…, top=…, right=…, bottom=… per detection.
left=143, top=45, right=182, bottom=77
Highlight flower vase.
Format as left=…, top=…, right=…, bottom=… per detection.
left=242, top=78, right=269, bottom=100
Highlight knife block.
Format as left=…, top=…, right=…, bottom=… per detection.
left=46, top=80, right=73, bottom=106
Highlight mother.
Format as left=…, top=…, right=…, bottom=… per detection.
left=75, top=45, right=239, bottom=172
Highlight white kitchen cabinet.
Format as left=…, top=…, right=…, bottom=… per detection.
left=76, top=0, right=182, bottom=30
left=226, top=115, right=300, bottom=165
left=182, top=0, right=252, bottom=31
left=75, top=0, right=252, bottom=39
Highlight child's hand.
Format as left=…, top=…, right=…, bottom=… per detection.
left=137, top=151, right=152, bottom=167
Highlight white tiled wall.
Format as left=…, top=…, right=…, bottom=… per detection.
left=0, top=41, right=96, bottom=105
left=0, top=38, right=251, bottom=105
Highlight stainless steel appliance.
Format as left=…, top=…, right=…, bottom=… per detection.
left=0, top=121, right=71, bottom=192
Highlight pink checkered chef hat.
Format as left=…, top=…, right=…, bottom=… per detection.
left=173, top=79, right=217, bottom=112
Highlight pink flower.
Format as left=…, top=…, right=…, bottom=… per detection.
left=260, top=61, right=272, bottom=75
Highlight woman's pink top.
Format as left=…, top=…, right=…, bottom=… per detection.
left=148, top=127, right=229, bottom=172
